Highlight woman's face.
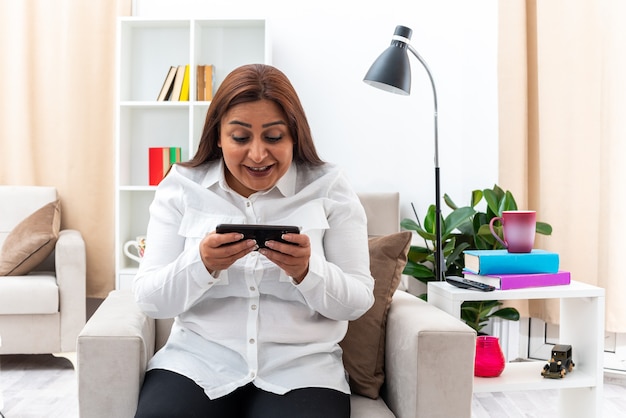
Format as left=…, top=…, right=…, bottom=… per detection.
left=219, top=99, right=294, bottom=197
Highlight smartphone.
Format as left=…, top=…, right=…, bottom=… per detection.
left=216, top=224, right=300, bottom=249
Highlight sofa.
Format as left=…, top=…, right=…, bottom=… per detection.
left=78, top=192, right=476, bottom=417
left=0, top=185, right=86, bottom=365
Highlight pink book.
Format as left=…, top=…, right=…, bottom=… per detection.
left=462, top=270, right=571, bottom=290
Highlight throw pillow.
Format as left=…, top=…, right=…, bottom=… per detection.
left=340, top=231, right=412, bottom=399
left=0, top=200, right=61, bottom=276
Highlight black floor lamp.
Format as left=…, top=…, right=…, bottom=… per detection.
left=363, top=25, right=444, bottom=282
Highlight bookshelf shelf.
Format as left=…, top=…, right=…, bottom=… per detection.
left=115, top=17, right=270, bottom=290
left=428, top=280, right=605, bottom=417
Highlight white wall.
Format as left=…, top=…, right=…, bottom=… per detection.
left=134, top=0, right=499, bottom=222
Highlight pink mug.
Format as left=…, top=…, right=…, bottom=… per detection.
left=489, top=211, right=536, bottom=253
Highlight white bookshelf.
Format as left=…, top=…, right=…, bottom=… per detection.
left=115, top=18, right=270, bottom=290
left=428, top=280, right=605, bottom=417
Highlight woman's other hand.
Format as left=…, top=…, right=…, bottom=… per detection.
left=200, top=231, right=258, bottom=274
left=260, top=233, right=310, bottom=283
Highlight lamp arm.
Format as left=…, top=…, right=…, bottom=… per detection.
left=408, top=45, right=439, bottom=168
left=408, top=44, right=444, bottom=281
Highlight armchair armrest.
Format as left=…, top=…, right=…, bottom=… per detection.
left=78, top=290, right=155, bottom=418
left=55, top=229, right=87, bottom=352
left=383, top=290, right=476, bottom=418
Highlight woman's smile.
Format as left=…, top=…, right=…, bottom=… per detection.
left=245, top=164, right=273, bottom=174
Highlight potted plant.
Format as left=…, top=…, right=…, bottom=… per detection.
left=401, top=184, right=553, bottom=333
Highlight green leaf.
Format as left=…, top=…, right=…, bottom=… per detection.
left=455, top=220, right=474, bottom=237
left=444, top=193, right=458, bottom=210
left=415, top=229, right=436, bottom=242
left=479, top=303, right=498, bottom=318
left=401, top=218, right=420, bottom=232
left=501, top=191, right=518, bottom=211
left=460, top=306, right=480, bottom=322
left=423, top=205, right=436, bottom=234
left=442, top=236, right=456, bottom=254
left=536, top=221, right=552, bottom=236
left=488, top=307, right=520, bottom=321
left=491, top=184, right=506, bottom=200
left=483, top=189, right=500, bottom=215
left=407, top=246, right=430, bottom=263
left=403, top=261, right=434, bottom=279
left=442, top=207, right=476, bottom=237
left=446, top=241, right=470, bottom=270
left=471, top=190, right=483, bottom=207
left=408, top=245, right=431, bottom=256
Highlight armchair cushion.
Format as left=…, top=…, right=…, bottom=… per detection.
left=340, top=231, right=412, bottom=399
left=0, top=199, right=61, bottom=276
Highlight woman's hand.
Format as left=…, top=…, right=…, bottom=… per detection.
left=259, top=233, right=311, bottom=283
left=199, top=231, right=258, bottom=274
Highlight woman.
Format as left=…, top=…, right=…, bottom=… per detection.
left=133, top=64, right=374, bottom=417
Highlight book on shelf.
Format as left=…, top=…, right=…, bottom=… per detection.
left=196, top=65, right=205, bottom=101
left=178, top=65, right=190, bottom=101
left=196, top=64, right=214, bottom=101
left=463, top=270, right=571, bottom=290
left=156, top=66, right=177, bottom=101
left=169, top=65, right=187, bottom=101
left=149, top=147, right=181, bottom=186
left=463, top=249, right=559, bottom=275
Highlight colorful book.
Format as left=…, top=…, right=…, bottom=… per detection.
left=204, top=64, right=214, bottom=101
left=156, top=66, right=177, bottom=101
left=196, top=64, right=214, bottom=101
left=463, top=249, right=559, bottom=275
left=149, top=147, right=181, bottom=185
left=463, top=270, right=571, bottom=290
left=196, top=65, right=206, bottom=101
left=178, top=64, right=190, bottom=101
left=169, top=65, right=186, bottom=101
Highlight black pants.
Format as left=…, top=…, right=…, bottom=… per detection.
left=135, top=369, right=351, bottom=418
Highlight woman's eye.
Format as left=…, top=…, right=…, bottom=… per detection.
left=231, top=135, right=249, bottom=143
left=265, top=135, right=283, bottom=143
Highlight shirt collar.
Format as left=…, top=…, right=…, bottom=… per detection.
left=202, top=161, right=297, bottom=198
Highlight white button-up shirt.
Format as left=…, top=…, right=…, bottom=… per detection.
left=134, top=161, right=374, bottom=399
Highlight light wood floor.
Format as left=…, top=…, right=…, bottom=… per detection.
left=1, top=354, right=626, bottom=417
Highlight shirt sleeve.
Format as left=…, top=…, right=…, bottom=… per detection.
left=132, top=173, right=218, bottom=319
left=294, top=171, right=375, bottom=321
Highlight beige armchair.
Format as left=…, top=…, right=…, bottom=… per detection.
left=78, top=192, right=476, bottom=417
left=0, top=186, right=86, bottom=366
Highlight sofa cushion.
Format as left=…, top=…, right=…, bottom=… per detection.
left=0, top=274, right=59, bottom=314
left=350, top=394, right=395, bottom=418
left=340, top=231, right=412, bottom=399
left=0, top=200, right=61, bottom=276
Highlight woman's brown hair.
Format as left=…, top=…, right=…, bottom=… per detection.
left=181, top=64, right=324, bottom=167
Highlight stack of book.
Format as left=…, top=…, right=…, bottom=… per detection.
left=463, top=249, right=571, bottom=290
left=156, top=64, right=214, bottom=102
left=149, top=147, right=181, bottom=186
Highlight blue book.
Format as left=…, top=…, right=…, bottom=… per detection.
left=463, top=249, right=560, bottom=275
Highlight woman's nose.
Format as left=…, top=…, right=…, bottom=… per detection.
left=248, top=138, right=268, bottom=162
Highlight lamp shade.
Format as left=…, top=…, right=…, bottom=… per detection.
left=363, top=25, right=413, bottom=95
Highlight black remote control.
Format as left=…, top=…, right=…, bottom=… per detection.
left=445, top=276, right=496, bottom=292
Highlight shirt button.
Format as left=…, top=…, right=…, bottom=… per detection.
left=246, top=201, right=251, bottom=207
left=251, top=304, right=257, bottom=310
left=250, top=286, right=256, bottom=292
left=250, top=371, right=256, bottom=378
left=249, top=338, right=256, bottom=344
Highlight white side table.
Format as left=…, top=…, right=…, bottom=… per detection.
left=428, top=280, right=605, bottom=418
